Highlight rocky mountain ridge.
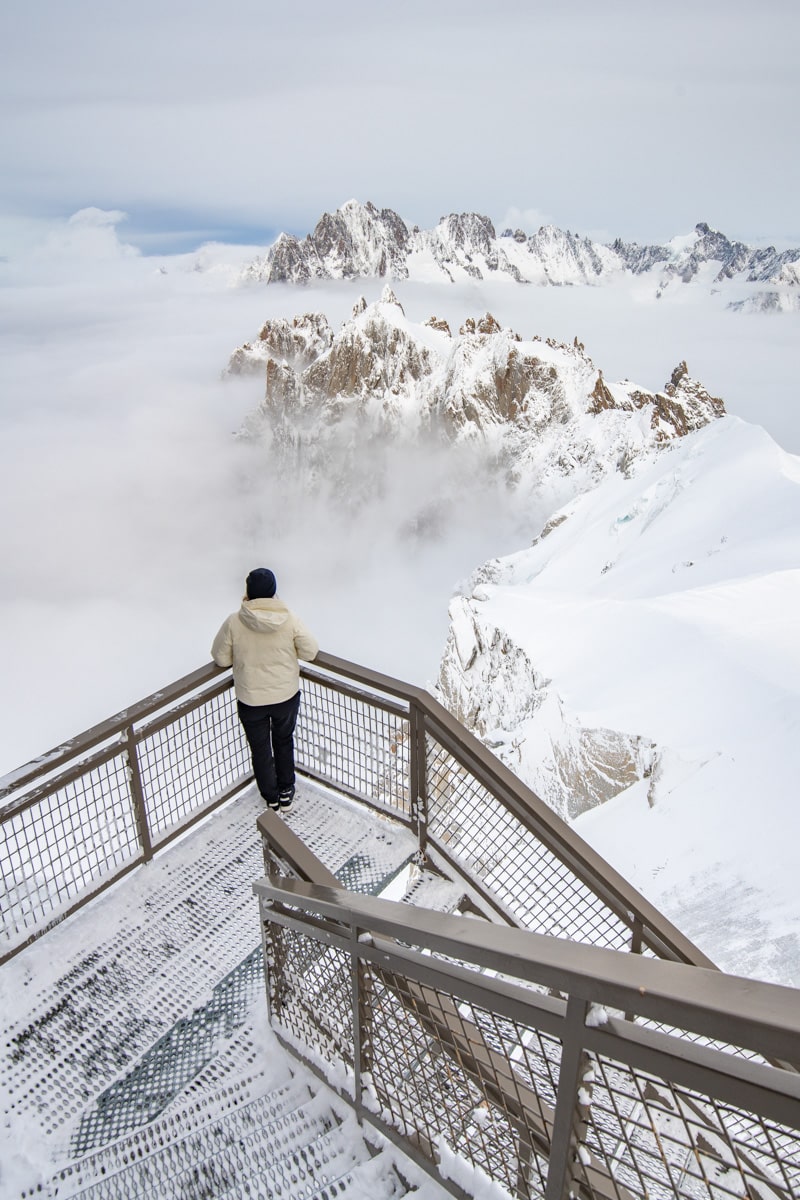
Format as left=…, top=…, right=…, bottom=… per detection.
left=228, top=287, right=725, bottom=516
left=238, top=201, right=800, bottom=306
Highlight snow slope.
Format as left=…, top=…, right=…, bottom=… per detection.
left=437, top=417, right=800, bottom=985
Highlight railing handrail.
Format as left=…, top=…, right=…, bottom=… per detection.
left=3, top=650, right=715, bottom=972
left=0, top=650, right=403, bottom=802
left=310, top=652, right=716, bottom=970
left=254, top=875, right=800, bottom=1057
left=0, top=661, right=228, bottom=802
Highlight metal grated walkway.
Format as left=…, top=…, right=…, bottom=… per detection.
left=0, top=781, right=449, bottom=1200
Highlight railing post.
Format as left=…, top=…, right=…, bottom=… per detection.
left=124, top=724, right=153, bottom=862
left=625, top=917, right=644, bottom=1021
left=409, top=700, right=428, bottom=863
left=351, top=923, right=367, bottom=1108
left=545, top=995, right=591, bottom=1200
left=258, top=897, right=274, bottom=1023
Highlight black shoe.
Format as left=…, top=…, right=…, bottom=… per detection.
left=278, top=787, right=295, bottom=812
left=266, top=798, right=280, bottom=811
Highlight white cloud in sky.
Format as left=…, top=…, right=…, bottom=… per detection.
left=33, top=207, right=140, bottom=260
left=1, top=1, right=799, bottom=248
left=497, top=207, right=551, bottom=235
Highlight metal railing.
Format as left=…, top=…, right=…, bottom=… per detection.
left=0, top=663, right=249, bottom=960
left=297, top=652, right=713, bottom=968
left=254, top=865, right=800, bottom=1200
left=2, top=651, right=710, bottom=968
left=3, top=652, right=714, bottom=969
left=3, top=650, right=800, bottom=1197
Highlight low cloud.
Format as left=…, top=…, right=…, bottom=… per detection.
left=497, top=206, right=551, bottom=235
left=33, top=208, right=140, bottom=261
left=1, top=219, right=799, bottom=772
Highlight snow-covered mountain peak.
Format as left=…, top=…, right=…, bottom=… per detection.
left=436, top=211, right=497, bottom=251
left=590, top=361, right=725, bottom=444
left=377, top=283, right=404, bottom=311
left=237, top=202, right=800, bottom=307
left=225, top=310, right=334, bottom=376
left=227, top=298, right=725, bottom=511
left=240, top=200, right=410, bottom=285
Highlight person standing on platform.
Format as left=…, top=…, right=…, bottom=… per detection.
left=212, top=568, right=318, bottom=813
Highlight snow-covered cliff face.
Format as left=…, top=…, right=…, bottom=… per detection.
left=226, top=312, right=334, bottom=376
left=438, top=608, right=656, bottom=822
left=239, top=201, right=800, bottom=304
left=243, top=202, right=412, bottom=285
left=228, top=286, right=724, bottom=511
left=436, top=418, right=800, bottom=983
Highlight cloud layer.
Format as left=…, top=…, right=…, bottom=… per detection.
left=1, top=212, right=799, bottom=774
left=2, top=1, right=799, bottom=249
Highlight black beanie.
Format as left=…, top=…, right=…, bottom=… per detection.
left=246, top=568, right=277, bottom=599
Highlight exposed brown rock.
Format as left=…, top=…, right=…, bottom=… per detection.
left=301, top=316, right=432, bottom=406
left=587, top=375, right=617, bottom=414
left=477, top=313, right=501, bottom=335
left=425, top=316, right=452, bottom=337
left=256, top=313, right=333, bottom=369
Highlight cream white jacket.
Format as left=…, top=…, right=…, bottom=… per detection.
left=211, top=597, right=319, bottom=706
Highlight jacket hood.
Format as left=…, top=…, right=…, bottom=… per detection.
left=238, top=597, right=290, bottom=633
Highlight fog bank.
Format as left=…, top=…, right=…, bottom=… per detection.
left=1, top=233, right=798, bottom=773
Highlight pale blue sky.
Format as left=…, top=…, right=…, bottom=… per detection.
left=1, top=0, right=799, bottom=255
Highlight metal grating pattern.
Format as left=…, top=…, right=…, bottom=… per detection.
left=575, top=1050, right=800, bottom=1200
left=268, top=923, right=356, bottom=1077
left=139, top=688, right=250, bottom=840
left=297, top=679, right=411, bottom=816
left=0, top=752, right=137, bottom=950
left=50, top=1074, right=407, bottom=1200
left=287, top=786, right=419, bottom=891
left=71, top=947, right=264, bottom=1156
left=4, top=781, right=432, bottom=1200
left=363, top=964, right=556, bottom=1199
left=425, top=735, right=632, bottom=951
left=0, top=679, right=252, bottom=961
left=2, top=789, right=265, bottom=1146
left=51, top=1073, right=319, bottom=1198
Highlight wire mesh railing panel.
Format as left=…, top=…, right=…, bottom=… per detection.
left=296, top=678, right=411, bottom=817
left=363, top=963, right=557, bottom=1199
left=138, top=689, right=249, bottom=841
left=425, top=736, right=632, bottom=951
left=265, top=921, right=355, bottom=1076
left=638, top=1017, right=771, bottom=1068
left=0, top=753, right=137, bottom=950
left=575, top=1050, right=800, bottom=1200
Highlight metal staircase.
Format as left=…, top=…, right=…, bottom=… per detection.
left=2, top=654, right=799, bottom=1200
left=3, top=783, right=448, bottom=1198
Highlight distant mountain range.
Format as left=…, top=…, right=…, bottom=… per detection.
left=238, top=200, right=800, bottom=311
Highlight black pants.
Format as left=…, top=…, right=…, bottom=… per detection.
left=237, top=691, right=301, bottom=805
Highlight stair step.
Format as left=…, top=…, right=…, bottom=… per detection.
left=286, top=790, right=418, bottom=896
left=402, top=869, right=466, bottom=913
left=302, top=1149, right=411, bottom=1200
left=55, top=1088, right=411, bottom=1200
left=51, top=1078, right=319, bottom=1198
left=211, top=1120, right=388, bottom=1200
